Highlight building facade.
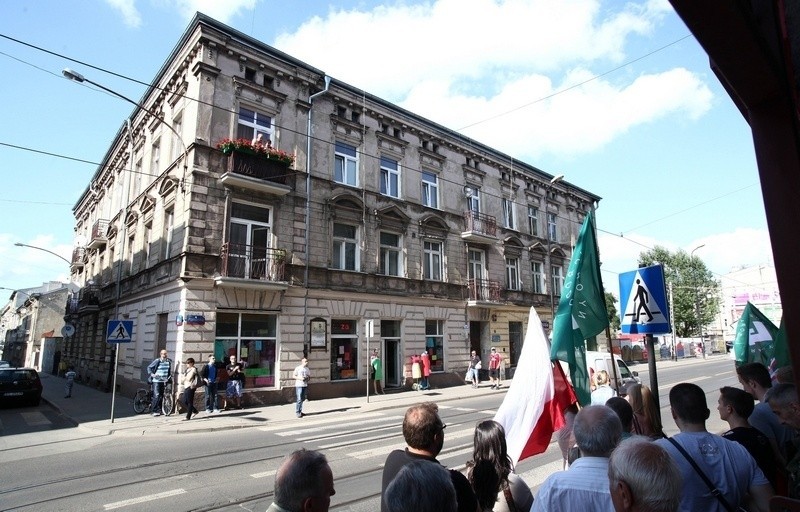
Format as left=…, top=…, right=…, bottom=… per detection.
left=65, top=14, right=600, bottom=402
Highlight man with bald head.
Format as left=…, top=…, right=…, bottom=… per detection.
left=532, top=404, right=623, bottom=511
left=266, top=449, right=335, bottom=512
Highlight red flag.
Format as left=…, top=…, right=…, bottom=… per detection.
left=495, top=307, right=578, bottom=464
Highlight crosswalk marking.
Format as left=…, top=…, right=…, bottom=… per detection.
left=517, top=459, right=564, bottom=490
left=21, top=411, right=50, bottom=426
left=251, top=469, right=277, bottom=479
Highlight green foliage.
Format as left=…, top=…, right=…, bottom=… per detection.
left=605, top=291, right=621, bottom=333
left=638, top=246, right=720, bottom=338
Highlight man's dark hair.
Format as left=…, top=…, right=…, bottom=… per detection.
left=736, top=362, right=773, bottom=389
left=274, top=449, right=330, bottom=510
left=403, top=402, right=443, bottom=450
left=606, top=396, right=634, bottom=431
left=669, top=383, right=709, bottom=424
left=719, top=386, right=755, bottom=419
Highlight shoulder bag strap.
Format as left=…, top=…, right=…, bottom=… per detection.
left=666, top=437, right=736, bottom=512
left=502, top=482, right=517, bottom=512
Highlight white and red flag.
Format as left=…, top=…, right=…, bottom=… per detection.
left=494, top=307, right=578, bottom=465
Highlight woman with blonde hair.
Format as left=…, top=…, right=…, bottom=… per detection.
left=626, top=383, right=665, bottom=438
left=590, top=369, right=616, bottom=405
left=466, top=420, right=533, bottom=512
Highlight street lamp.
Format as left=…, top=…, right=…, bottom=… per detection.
left=548, top=174, right=565, bottom=321
left=14, top=242, right=70, bottom=266
left=62, top=68, right=189, bottom=192
left=690, top=244, right=706, bottom=359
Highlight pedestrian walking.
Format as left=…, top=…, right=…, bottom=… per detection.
left=294, top=357, right=310, bottom=418
left=64, top=366, right=77, bottom=398
left=466, top=350, right=481, bottom=388
left=488, top=347, right=502, bottom=389
left=180, top=358, right=200, bottom=420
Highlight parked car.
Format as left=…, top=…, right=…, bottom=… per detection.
left=0, top=368, right=43, bottom=406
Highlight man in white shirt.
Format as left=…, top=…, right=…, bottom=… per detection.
left=532, top=405, right=622, bottom=511
left=293, top=358, right=310, bottom=418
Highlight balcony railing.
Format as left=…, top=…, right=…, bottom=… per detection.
left=461, top=211, right=497, bottom=242
left=71, top=247, right=86, bottom=268
left=219, top=151, right=297, bottom=196
left=87, top=219, right=110, bottom=249
left=77, top=284, right=101, bottom=312
left=220, top=243, right=286, bottom=282
left=468, top=278, right=501, bottom=302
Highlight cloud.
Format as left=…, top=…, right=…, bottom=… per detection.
left=172, top=0, right=257, bottom=23
left=272, top=0, right=711, bottom=160
left=104, top=0, right=142, bottom=28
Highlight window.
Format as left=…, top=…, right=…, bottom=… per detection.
left=528, top=206, right=539, bottom=236
left=505, top=257, right=520, bottom=290
left=333, top=223, right=359, bottom=271
left=163, top=208, right=174, bottom=260
left=150, top=137, right=160, bottom=176
left=532, top=261, right=544, bottom=294
left=334, top=142, right=358, bottom=186
left=425, top=320, right=444, bottom=372
left=548, top=213, right=557, bottom=241
left=215, top=313, right=277, bottom=388
left=237, top=107, right=273, bottom=144
left=421, top=171, right=439, bottom=208
left=423, top=240, right=442, bottom=281
left=127, top=234, right=135, bottom=273
left=509, top=321, right=522, bottom=367
left=331, top=319, right=357, bottom=381
left=503, top=199, right=516, bottom=229
left=171, top=112, right=183, bottom=162
left=379, top=232, right=403, bottom=276
left=380, top=157, right=400, bottom=198
left=144, top=222, right=152, bottom=269
left=229, top=203, right=273, bottom=279
left=244, top=67, right=256, bottom=82
left=552, top=265, right=564, bottom=295
left=466, top=186, right=480, bottom=213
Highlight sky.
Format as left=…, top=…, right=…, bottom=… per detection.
left=0, top=0, right=775, bottom=301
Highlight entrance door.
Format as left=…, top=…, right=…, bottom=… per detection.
left=386, top=339, right=401, bottom=387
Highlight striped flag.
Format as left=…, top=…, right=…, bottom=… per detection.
left=494, top=307, right=578, bottom=465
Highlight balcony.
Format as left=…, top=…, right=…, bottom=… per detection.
left=216, top=243, right=289, bottom=291
left=467, top=278, right=502, bottom=305
left=461, top=211, right=497, bottom=243
left=70, top=247, right=86, bottom=269
left=87, top=219, right=110, bottom=249
left=220, top=151, right=295, bottom=195
left=78, top=284, right=101, bottom=313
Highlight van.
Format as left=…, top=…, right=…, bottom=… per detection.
left=585, top=351, right=640, bottom=392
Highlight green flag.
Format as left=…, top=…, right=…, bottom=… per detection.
left=550, top=210, right=609, bottom=406
left=733, top=302, right=785, bottom=373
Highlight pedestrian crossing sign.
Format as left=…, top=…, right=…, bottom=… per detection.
left=619, top=264, right=671, bottom=335
left=107, top=320, right=133, bottom=343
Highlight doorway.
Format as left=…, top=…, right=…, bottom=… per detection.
left=385, top=339, right=401, bottom=387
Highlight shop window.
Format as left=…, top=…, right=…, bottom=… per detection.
left=214, top=312, right=277, bottom=388
left=331, top=319, right=357, bottom=380
left=425, top=320, right=444, bottom=372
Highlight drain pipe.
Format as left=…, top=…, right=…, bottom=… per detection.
left=302, top=75, right=331, bottom=356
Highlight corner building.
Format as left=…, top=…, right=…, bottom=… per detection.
left=66, top=13, right=601, bottom=403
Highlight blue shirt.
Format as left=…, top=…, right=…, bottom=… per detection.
left=207, top=364, right=217, bottom=382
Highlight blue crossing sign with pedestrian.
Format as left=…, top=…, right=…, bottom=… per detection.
left=619, top=264, right=671, bottom=335
left=107, top=320, right=133, bottom=343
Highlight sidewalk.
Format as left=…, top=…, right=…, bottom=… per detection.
left=40, top=353, right=727, bottom=437
left=39, top=373, right=508, bottom=437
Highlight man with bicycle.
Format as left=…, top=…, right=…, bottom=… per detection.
left=147, top=349, right=173, bottom=417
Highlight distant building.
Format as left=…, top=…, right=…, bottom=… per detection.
left=65, top=13, right=600, bottom=401
left=711, top=264, right=781, bottom=345
left=0, top=282, right=76, bottom=371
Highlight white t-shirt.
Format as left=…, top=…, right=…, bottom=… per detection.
left=293, top=364, right=310, bottom=388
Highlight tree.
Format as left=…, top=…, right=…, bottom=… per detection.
left=638, top=246, right=720, bottom=338
left=605, top=291, right=621, bottom=334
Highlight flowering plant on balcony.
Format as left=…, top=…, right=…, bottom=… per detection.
left=216, top=137, right=295, bottom=166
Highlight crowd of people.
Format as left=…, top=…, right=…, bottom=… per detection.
left=263, top=359, right=800, bottom=512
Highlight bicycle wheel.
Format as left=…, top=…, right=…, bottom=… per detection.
left=133, top=389, right=149, bottom=414
left=162, top=389, right=174, bottom=416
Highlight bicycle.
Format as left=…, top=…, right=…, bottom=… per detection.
left=133, top=379, right=174, bottom=415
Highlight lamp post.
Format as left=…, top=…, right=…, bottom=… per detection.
left=62, top=68, right=188, bottom=423
left=547, top=174, right=565, bottom=322
left=14, top=242, right=71, bottom=266
left=690, top=244, right=706, bottom=359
